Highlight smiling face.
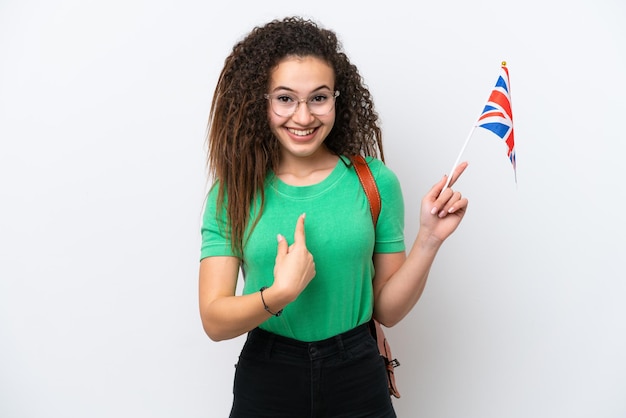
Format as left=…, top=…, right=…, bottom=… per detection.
left=267, top=55, right=336, bottom=162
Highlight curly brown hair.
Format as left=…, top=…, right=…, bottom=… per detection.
left=206, top=16, right=384, bottom=254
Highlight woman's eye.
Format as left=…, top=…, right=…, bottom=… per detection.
left=310, top=94, right=328, bottom=103
left=276, top=95, right=295, bottom=103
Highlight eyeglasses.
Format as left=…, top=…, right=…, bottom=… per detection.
left=264, top=90, right=340, bottom=117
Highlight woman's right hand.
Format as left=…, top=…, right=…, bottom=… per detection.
left=272, top=213, right=316, bottom=303
left=199, top=213, right=315, bottom=341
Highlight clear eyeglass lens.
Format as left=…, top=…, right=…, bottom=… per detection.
left=267, top=90, right=339, bottom=117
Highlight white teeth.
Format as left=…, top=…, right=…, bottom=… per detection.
left=288, top=128, right=315, bottom=136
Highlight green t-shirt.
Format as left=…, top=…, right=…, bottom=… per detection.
left=200, top=156, right=405, bottom=341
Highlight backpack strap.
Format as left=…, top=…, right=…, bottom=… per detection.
left=349, top=155, right=381, bottom=228
left=348, top=154, right=401, bottom=399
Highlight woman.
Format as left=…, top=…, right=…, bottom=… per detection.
left=199, top=16, right=468, bottom=417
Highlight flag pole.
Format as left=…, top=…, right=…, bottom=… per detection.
left=443, top=124, right=476, bottom=189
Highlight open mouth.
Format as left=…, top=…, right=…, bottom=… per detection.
left=287, top=128, right=316, bottom=136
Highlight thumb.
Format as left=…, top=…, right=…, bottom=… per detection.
left=276, top=233, right=288, bottom=258
left=293, top=213, right=307, bottom=246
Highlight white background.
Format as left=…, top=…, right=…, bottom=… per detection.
left=1, top=0, right=625, bottom=417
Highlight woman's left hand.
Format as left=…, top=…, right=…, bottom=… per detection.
left=420, top=162, right=469, bottom=243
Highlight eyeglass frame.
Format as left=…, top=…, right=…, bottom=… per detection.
left=264, top=90, right=340, bottom=117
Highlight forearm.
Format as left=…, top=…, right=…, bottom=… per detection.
left=374, top=231, right=442, bottom=327
left=199, top=256, right=293, bottom=341
left=200, top=286, right=289, bottom=341
left=201, top=293, right=269, bottom=341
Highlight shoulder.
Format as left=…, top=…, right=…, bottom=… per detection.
left=363, top=156, right=400, bottom=191
left=204, top=181, right=221, bottom=206
left=203, top=181, right=229, bottom=223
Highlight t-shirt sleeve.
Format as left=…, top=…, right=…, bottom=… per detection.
left=368, top=158, right=405, bottom=253
left=200, top=184, right=240, bottom=260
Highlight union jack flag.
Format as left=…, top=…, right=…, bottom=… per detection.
left=476, top=63, right=516, bottom=181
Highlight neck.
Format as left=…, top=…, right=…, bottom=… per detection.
left=276, top=148, right=339, bottom=186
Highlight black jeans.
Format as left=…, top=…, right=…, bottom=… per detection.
left=229, top=323, right=396, bottom=418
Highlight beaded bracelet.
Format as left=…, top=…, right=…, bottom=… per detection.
left=259, top=286, right=283, bottom=317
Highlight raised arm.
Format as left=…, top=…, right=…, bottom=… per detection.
left=372, top=162, right=469, bottom=327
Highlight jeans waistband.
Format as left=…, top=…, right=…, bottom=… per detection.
left=247, top=322, right=372, bottom=361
